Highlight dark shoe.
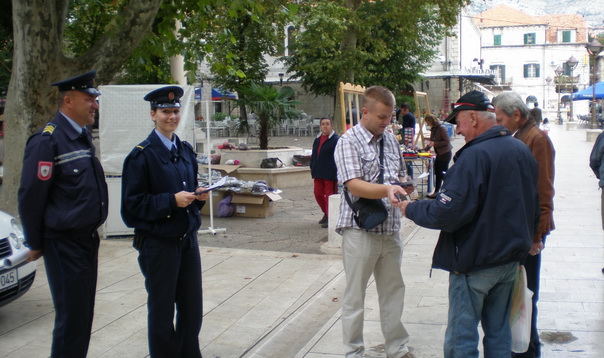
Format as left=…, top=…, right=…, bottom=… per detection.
left=321, top=222, right=328, bottom=228
left=318, top=214, right=328, bottom=224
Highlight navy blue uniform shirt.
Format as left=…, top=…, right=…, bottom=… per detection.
left=121, top=130, right=203, bottom=239
left=18, top=112, right=109, bottom=250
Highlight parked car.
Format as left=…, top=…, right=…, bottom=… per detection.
left=0, top=211, right=36, bottom=307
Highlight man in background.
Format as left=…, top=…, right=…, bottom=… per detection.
left=529, top=102, right=543, bottom=127
left=493, top=91, right=555, bottom=358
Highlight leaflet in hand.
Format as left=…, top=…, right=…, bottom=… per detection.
left=197, top=176, right=228, bottom=193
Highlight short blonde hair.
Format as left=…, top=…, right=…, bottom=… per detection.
left=363, top=86, right=395, bottom=109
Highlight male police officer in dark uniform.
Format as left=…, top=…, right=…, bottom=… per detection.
left=18, top=70, right=108, bottom=357
left=121, top=86, right=207, bottom=358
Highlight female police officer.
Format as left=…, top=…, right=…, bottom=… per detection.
left=121, top=86, right=208, bottom=357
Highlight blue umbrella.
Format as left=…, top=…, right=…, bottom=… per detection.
left=572, top=82, right=604, bottom=100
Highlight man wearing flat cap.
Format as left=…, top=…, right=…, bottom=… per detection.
left=396, top=91, right=540, bottom=357
left=18, top=70, right=108, bottom=357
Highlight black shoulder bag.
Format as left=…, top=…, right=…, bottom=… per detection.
left=343, top=139, right=388, bottom=230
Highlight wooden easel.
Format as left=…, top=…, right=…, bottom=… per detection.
left=339, top=82, right=366, bottom=133
left=413, top=91, right=430, bottom=149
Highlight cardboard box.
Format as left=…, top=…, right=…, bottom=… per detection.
left=201, top=190, right=227, bottom=216
left=231, top=192, right=282, bottom=218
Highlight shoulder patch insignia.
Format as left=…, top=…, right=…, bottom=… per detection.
left=42, top=123, right=57, bottom=136
left=38, top=161, right=53, bottom=180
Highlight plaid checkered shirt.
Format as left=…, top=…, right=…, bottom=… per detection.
left=335, top=124, right=407, bottom=234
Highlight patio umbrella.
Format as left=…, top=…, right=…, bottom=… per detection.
left=572, top=82, right=604, bottom=100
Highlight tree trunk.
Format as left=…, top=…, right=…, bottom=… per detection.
left=0, top=0, right=163, bottom=215
left=259, top=116, right=269, bottom=149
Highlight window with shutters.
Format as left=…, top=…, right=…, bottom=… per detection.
left=494, top=34, right=501, bottom=46
left=562, top=30, right=571, bottom=43
left=524, top=33, right=536, bottom=45
left=524, top=64, right=540, bottom=78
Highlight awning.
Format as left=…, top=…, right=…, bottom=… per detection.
left=421, top=73, right=496, bottom=86
left=572, top=82, right=604, bottom=101
left=212, top=88, right=237, bottom=101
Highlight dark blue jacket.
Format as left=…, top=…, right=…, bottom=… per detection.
left=121, top=131, right=203, bottom=239
left=406, top=126, right=540, bottom=273
left=310, top=131, right=339, bottom=181
left=18, top=112, right=108, bottom=250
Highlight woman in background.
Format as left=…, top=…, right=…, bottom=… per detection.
left=423, top=114, right=452, bottom=199
left=310, top=117, right=339, bottom=228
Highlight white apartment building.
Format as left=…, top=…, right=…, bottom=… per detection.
left=476, top=5, right=591, bottom=120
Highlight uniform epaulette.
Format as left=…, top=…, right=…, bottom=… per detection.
left=41, top=123, right=57, bottom=136
left=130, top=140, right=150, bottom=158
left=135, top=140, right=150, bottom=151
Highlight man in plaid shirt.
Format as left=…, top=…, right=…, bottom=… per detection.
left=335, top=86, right=414, bottom=358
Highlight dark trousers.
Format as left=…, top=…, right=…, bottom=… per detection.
left=513, top=236, right=546, bottom=358
left=43, top=232, right=100, bottom=358
left=138, top=233, right=203, bottom=358
left=434, top=152, right=452, bottom=193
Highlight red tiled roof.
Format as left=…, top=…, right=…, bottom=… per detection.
left=473, top=4, right=587, bottom=43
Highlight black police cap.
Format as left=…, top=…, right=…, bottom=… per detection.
left=444, top=90, right=495, bottom=124
left=144, top=86, right=183, bottom=109
left=51, top=70, right=101, bottom=96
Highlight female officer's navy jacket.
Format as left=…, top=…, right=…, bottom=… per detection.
left=310, top=130, right=339, bottom=181
left=18, top=112, right=109, bottom=250
left=406, top=126, right=540, bottom=273
left=121, top=130, right=203, bottom=239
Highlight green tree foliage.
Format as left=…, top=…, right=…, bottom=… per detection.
left=63, top=0, right=212, bottom=84
left=201, top=0, right=297, bottom=121
left=284, top=0, right=468, bottom=96
left=237, top=83, right=300, bottom=149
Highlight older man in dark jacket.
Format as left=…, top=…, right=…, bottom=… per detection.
left=398, top=91, right=540, bottom=358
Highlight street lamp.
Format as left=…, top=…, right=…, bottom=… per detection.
left=566, top=55, right=579, bottom=122
left=586, top=38, right=603, bottom=129
left=555, top=65, right=563, bottom=123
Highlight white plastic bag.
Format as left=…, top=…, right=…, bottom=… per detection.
left=509, top=265, right=533, bottom=353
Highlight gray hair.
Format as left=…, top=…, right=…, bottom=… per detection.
left=492, top=91, right=529, bottom=119
left=476, top=110, right=496, bottom=122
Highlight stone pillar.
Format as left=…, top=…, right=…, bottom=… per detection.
left=321, top=194, right=342, bottom=255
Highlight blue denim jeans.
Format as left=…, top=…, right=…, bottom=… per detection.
left=444, top=262, right=518, bottom=358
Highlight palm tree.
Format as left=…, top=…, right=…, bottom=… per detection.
left=238, top=83, right=300, bottom=149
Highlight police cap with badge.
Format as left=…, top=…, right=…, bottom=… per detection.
left=144, top=86, right=184, bottom=110
left=51, top=70, right=101, bottom=96
left=444, top=90, right=495, bottom=124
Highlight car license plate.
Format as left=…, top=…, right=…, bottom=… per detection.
left=0, top=269, right=18, bottom=291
